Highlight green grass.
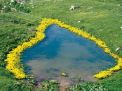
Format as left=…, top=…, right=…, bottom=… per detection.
left=37, top=80, right=59, bottom=91
left=0, top=0, right=122, bottom=91
left=68, top=82, right=108, bottom=91
left=101, top=70, right=122, bottom=91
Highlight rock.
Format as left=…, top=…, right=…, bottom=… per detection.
left=61, top=72, right=68, bottom=77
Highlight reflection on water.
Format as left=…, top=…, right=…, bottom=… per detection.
left=22, top=25, right=115, bottom=81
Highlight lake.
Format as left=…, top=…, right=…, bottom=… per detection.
left=22, top=25, right=115, bottom=81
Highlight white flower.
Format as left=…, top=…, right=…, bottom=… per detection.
left=120, top=26, right=122, bottom=29
left=20, top=2, right=23, bottom=5
left=70, top=5, right=75, bottom=10
left=77, top=21, right=81, bottom=23
left=10, top=0, right=14, bottom=3
left=115, top=47, right=120, bottom=52
left=4, top=6, right=6, bottom=8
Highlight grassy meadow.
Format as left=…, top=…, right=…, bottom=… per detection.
left=0, top=0, right=122, bottom=91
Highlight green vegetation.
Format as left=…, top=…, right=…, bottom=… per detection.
left=0, top=0, right=31, bottom=13
left=37, top=80, right=59, bottom=91
left=68, top=82, right=107, bottom=91
left=101, top=70, right=122, bottom=91
left=0, top=0, right=122, bottom=91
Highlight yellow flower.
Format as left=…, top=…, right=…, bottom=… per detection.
left=6, top=18, right=122, bottom=79
left=94, top=70, right=112, bottom=79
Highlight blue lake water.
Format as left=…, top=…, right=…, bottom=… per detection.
left=22, top=25, right=115, bottom=81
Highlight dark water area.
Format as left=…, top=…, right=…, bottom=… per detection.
left=22, top=25, right=115, bottom=81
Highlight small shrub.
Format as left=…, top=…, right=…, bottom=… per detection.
left=0, top=0, right=31, bottom=13
left=38, top=80, right=59, bottom=91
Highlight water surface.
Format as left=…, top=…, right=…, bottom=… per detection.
left=22, top=25, right=115, bottom=81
